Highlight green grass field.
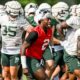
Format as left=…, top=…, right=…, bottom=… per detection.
left=22, top=74, right=28, bottom=80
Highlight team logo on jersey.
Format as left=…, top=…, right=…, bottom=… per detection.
left=36, top=63, right=41, bottom=68
left=15, top=57, right=19, bottom=63
left=77, top=61, right=80, bottom=67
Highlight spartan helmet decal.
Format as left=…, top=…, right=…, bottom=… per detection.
left=52, top=2, right=69, bottom=20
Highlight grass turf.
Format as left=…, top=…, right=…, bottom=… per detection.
left=22, top=74, right=28, bottom=80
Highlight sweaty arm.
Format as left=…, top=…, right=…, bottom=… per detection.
left=21, top=31, right=38, bottom=68
left=21, top=31, right=38, bottom=56
left=58, top=16, right=75, bottom=32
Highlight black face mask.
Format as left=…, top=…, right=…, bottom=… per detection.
left=10, top=15, right=18, bottom=18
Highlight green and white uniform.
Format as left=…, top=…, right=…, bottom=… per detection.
left=22, top=15, right=37, bottom=41
left=43, top=18, right=58, bottom=62
left=61, top=16, right=80, bottom=72
left=0, top=14, right=30, bottom=66
left=52, top=19, right=65, bottom=67
left=0, top=11, right=5, bottom=73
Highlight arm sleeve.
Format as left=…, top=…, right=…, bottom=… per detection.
left=25, top=31, right=38, bottom=44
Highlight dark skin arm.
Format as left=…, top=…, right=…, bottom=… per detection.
left=52, top=22, right=68, bottom=45
left=21, top=41, right=30, bottom=56
left=50, top=26, right=55, bottom=45
left=20, top=41, right=31, bottom=77
left=51, top=25, right=62, bottom=45
left=20, top=31, right=38, bottom=77
left=53, top=37, right=61, bottom=45
left=21, top=31, right=38, bottom=56
left=57, top=21, right=68, bottom=36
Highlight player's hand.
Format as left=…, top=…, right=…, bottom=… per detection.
left=23, top=68, right=29, bottom=76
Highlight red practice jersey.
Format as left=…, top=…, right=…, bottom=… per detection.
left=26, top=26, right=52, bottom=60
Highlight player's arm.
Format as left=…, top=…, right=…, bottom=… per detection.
left=52, top=17, right=75, bottom=45
left=50, top=27, right=63, bottom=45
left=50, top=35, right=61, bottom=45
left=52, top=37, right=61, bottom=45
left=56, top=21, right=68, bottom=38
left=21, top=31, right=38, bottom=55
left=25, top=25, right=34, bottom=32
left=50, top=26, right=62, bottom=45
left=21, top=18, right=34, bottom=32
left=21, top=31, right=38, bottom=68
left=50, top=27, right=55, bottom=45
left=57, top=16, right=74, bottom=36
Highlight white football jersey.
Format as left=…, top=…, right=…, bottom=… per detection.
left=0, top=14, right=30, bottom=55
left=66, top=16, right=80, bottom=29
left=61, top=16, right=80, bottom=56
left=0, top=11, right=6, bottom=17
left=0, top=12, right=6, bottom=41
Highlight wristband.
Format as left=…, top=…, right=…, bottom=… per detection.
left=21, top=56, right=27, bottom=68
left=60, top=41, right=63, bottom=46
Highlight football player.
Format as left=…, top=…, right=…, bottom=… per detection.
left=0, top=1, right=32, bottom=80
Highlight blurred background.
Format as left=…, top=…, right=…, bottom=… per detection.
left=0, top=0, right=80, bottom=7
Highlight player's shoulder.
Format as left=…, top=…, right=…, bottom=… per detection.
left=0, top=14, right=8, bottom=23
left=69, top=16, right=80, bottom=24
left=17, top=15, right=28, bottom=24
left=33, top=26, right=41, bottom=32
left=67, top=16, right=78, bottom=21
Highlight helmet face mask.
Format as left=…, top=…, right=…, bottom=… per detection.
left=9, top=10, right=20, bottom=18
left=39, top=9, right=51, bottom=15
left=38, top=3, right=51, bottom=14
left=8, top=7, right=20, bottom=17
left=34, top=3, right=52, bottom=24
left=57, top=8, right=69, bottom=20
left=34, top=8, right=52, bottom=24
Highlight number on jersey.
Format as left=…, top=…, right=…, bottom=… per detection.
left=42, top=39, right=49, bottom=50
left=2, top=25, right=17, bottom=37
